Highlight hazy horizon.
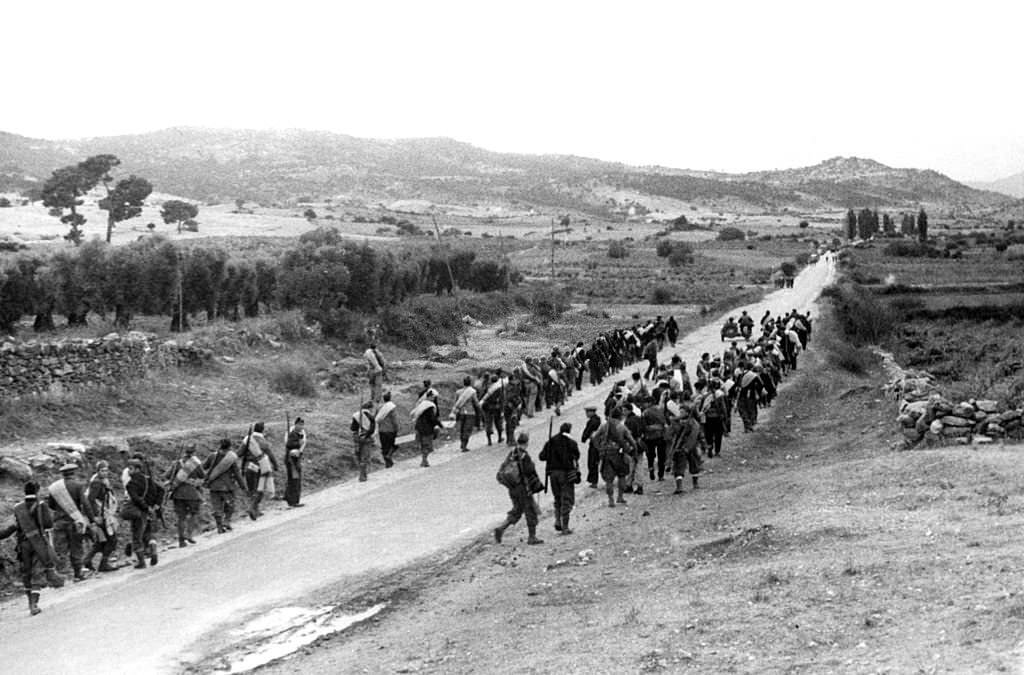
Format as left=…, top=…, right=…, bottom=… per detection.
left=3, top=1, right=1022, bottom=183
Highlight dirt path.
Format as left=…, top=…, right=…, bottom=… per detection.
left=0, top=259, right=836, bottom=674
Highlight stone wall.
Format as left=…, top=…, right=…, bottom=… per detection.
left=879, top=351, right=1024, bottom=447
left=0, top=332, right=213, bottom=398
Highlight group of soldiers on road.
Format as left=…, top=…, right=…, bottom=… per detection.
left=1, top=306, right=811, bottom=616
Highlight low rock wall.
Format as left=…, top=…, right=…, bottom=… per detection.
left=878, top=351, right=1023, bottom=447
left=0, top=332, right=213, bottom=399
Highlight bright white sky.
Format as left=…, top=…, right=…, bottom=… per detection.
left=3, top=0, right=1022, bottom=182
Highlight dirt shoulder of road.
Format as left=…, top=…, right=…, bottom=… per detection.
left=239, top=344, right=1024, bottom=674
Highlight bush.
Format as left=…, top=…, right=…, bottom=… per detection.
left=794, top=252, right=811, bottom=266
left=798, top=220, right=809, bottom=229
left=530, top=285, right=570, bottom=323
left=380, top=296, right=465, bottom=347
left=667, top=243, right=694, bottom=267
left=608, top=240, right=629, bottom=258
left=655, top=239, right=674, bottom=257
left=825, top=283, right=897, bottom=344
left=649, top=285, right=676, bottom=304
left=885, top=241, right=941, bottom=257
left=0, top=197, right=11, bottom=208
left=718, top=227, right=746, bottom=241
left=269, top=360, right=318, bottom=397
left=829, top=342, right=876, bottom=374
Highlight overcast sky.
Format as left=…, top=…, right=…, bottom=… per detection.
left=3, top=0, right=1022, bottom=182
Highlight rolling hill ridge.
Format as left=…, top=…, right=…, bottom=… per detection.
left=0, top=128, right=1012, bottom=217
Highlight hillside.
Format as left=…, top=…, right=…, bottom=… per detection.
left=0, top=129, right=1012, bottom=216
left=969, top=171, right=1024, bottom=199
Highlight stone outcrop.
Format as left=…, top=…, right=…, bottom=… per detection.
left=0, top=332, right=213, bottom=399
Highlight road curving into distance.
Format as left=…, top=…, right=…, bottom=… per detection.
left=0, top=256, right=837, bottom=674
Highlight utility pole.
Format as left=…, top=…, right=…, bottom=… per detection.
left=550, top=217, right=555, bottom=281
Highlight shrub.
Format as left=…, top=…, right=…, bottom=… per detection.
left=0, top=197, right=11, bottom=208
left=530, top=285, right=570, bottom=323
left=829, top=342, right=877, bottom=374
left=668, top=243, right=694, bottom=267
left=794, top=253, right=811, bottom=266
left=380, top=296, right=465, bottom=347
left=649, top=284, right=676, bottom=304
left=655, top=239, right=674, bottom=257
left=608, top=240, right=629, bottom=258
left=826, top=283, right=896, bottom=344
left=718, top=227, right=746, bottom=241
left=799, top=220, right=809, bottom=228
left=269, top=360, right=318, bottom=397
left=994, top=240, right=1009, bottom=252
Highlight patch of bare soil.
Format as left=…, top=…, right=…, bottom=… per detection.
left=247, top=346, right=1024, bottom=674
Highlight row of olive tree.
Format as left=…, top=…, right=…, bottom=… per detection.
left=0, top=228, right=516, bottom=336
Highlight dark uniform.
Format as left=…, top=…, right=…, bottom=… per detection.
left=203, top=440, right=246, bottom=532
left=0, top=484, right=65, bottom=615
left=494, top=435, right=545, bottom=545
left=47, top=469, right=95, bottom=581
left=539, top=427, right=580, bottom=534
left=581, top=408, right=603, bottom=487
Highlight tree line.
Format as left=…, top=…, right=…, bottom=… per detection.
left=0, top=227, right=516, bottom=336
left=846, top=207, right=928, bottom=242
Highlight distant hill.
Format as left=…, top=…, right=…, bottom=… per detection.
left=968, top=171, right=1024, bottom=199
left=0, top=128, right=1012, bottom=217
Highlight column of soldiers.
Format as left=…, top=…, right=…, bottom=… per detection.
left=1, top=309, right=812, bottom=612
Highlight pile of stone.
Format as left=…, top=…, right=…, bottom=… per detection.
left=897, top=396, right=1023, bottom=446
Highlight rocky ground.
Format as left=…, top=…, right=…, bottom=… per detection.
left=248, top=344, right=1024, bottom=674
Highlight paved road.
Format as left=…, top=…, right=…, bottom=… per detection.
left=0, top=256, right=836, bottom=674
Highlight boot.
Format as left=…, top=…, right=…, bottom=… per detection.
left=97, top=555, right=117, bottom=573
left=606, top=484, right=616, bottom=507
left=486, top=432, right=493, bottom=446
left=649, top=467, right=655, bottom=481
left=420, top=455, right=430, bottom=468
left=214, top=515, right=225, bottom=534
left=73, top=564, right=85, bottom=582
left=148, top=540, right=159, bottom=566
left=27, top=591, right=41, bottom=616
left=185, top=515, right=198, bottom=542
left=178, top=520, right=189, bottom=547
left=692, top=476, right=699, bottom=489
left=616, top=481, right=627, bottom=504
left=527, top=525, right=544, bottom=545
left=44, top=567, right=65, bottom=588
left=635, top=485, right=644, bottom=496
left=358, top=466, right=368, bottom=482
left=554, top=515, right=562, bottom=532
left=134, top=552, right=147, bottom=569
left=674, top=477, right=684, bottom=495
left=493, top=520, right=510, bottom=544
left=561, top=515, right=573, bottom=535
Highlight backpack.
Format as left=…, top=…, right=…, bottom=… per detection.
left=704, top=394, right=726, bottom=420
left=496, top=450, right=522, bottom=488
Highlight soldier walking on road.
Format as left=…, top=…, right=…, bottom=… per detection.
left=494, top=432, right=545, bottom=545
left=670, top=405, right=703, bottom=494
left=351, top=401, right=377, bottom=481
left=0, top=481, right=65, bottom=615
left=123, top=459, right=159, bottom=569
left=84, top=460, right=120, bottom=573
left=451, top=376, right=482, bottom=452
left=539, top=422, right=580, bottom=535
left=164, top=447, right=204, bottom=547
left=241, top=422, right=278, bottom=519
left=203, top=439, right=246, bottom=532
left=411, top=390, right=444, bottom=467
left=284, top=418, right=307, bottom=507
left=594, top=408, right=637, bottom=507
left=375, top=393, right=399, bottom=467
left=581, top=406, right=602, bottom=488
left=47, top=462, right=96, bottom=581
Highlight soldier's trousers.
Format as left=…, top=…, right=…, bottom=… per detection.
left=52, top=519, right=85, bottom=572
left=549, top=470, right=575, bottom=526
